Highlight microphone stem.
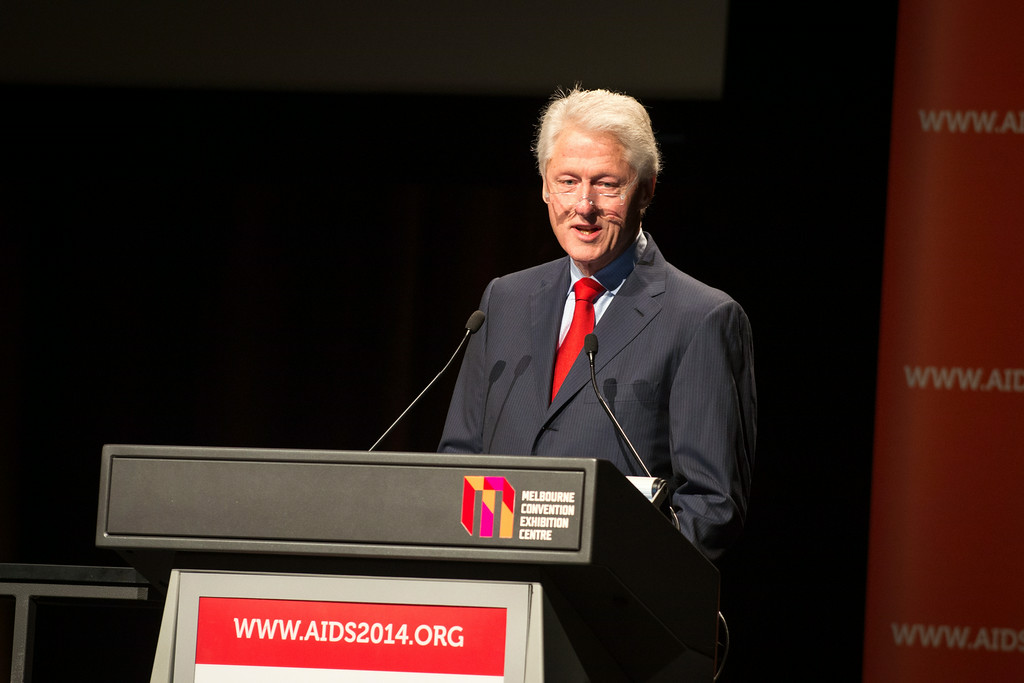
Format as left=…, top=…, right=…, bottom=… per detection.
left=588, top=353, right=652, bottom=478
left=369, top=327, right=472, bottom=452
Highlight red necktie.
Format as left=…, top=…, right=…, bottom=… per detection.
left=552, top=277, right=606, bottom=401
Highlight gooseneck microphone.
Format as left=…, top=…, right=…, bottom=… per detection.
left=584, top=333, right=652, bottom=477
left=368, top=310, right=485, bottom=451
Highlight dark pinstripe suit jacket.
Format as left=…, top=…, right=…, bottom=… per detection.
left=439, top=233, right=756, bottom=560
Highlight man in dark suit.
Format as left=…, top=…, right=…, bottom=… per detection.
left=439, top=87, right=756, bottom=561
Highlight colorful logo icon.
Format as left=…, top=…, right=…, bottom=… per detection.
left=461, top=476, right=515, bottom=538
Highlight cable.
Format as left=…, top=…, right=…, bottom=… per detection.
left=713, top=610, right=730, bottom=681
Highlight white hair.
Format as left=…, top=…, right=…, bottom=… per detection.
left=533, top=86, right=662, bottom=183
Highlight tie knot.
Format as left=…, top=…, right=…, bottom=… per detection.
left=573, top=277, right=605, bottom=303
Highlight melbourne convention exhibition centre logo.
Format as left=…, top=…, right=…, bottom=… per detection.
left=461, top=476, right=515, bottom=539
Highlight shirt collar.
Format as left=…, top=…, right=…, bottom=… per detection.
left=567, top=230, right=647, bottom=294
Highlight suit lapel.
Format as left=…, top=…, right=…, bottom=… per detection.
left=590, top=252, right=665, bottom=374
left=531, top=262, right=570, bottom=410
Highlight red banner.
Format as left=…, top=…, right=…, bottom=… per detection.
left=863, top=0, right=1024, bottom=680
left=194, top=597, right=507, bottom=678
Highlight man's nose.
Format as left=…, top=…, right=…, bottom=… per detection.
left=573, top=194, right=597, bottom=216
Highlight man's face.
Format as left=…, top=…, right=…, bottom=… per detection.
left=543, top=127, right=655, bottom=277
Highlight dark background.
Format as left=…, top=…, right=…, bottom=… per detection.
left=1, top=5, right=899, bottom=680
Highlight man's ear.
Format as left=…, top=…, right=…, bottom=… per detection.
left=638, top=177, right=656, bottom=210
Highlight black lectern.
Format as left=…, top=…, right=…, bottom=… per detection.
left=96, top=444, right=719, bottom=681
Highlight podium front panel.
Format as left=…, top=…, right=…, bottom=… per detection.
left=97, top=445, right=603, bottom=564
left=169, top=571, right=535, bottom=683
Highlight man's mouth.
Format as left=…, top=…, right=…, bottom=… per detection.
left=574, top=226, right=600, bottom=236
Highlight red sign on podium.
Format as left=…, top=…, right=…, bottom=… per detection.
left=194, top=596, right=507, bottom=681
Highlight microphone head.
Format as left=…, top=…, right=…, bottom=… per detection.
left=584, top=333, right=599, bottom=355
left=465, top=310, right=486, bottom=334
